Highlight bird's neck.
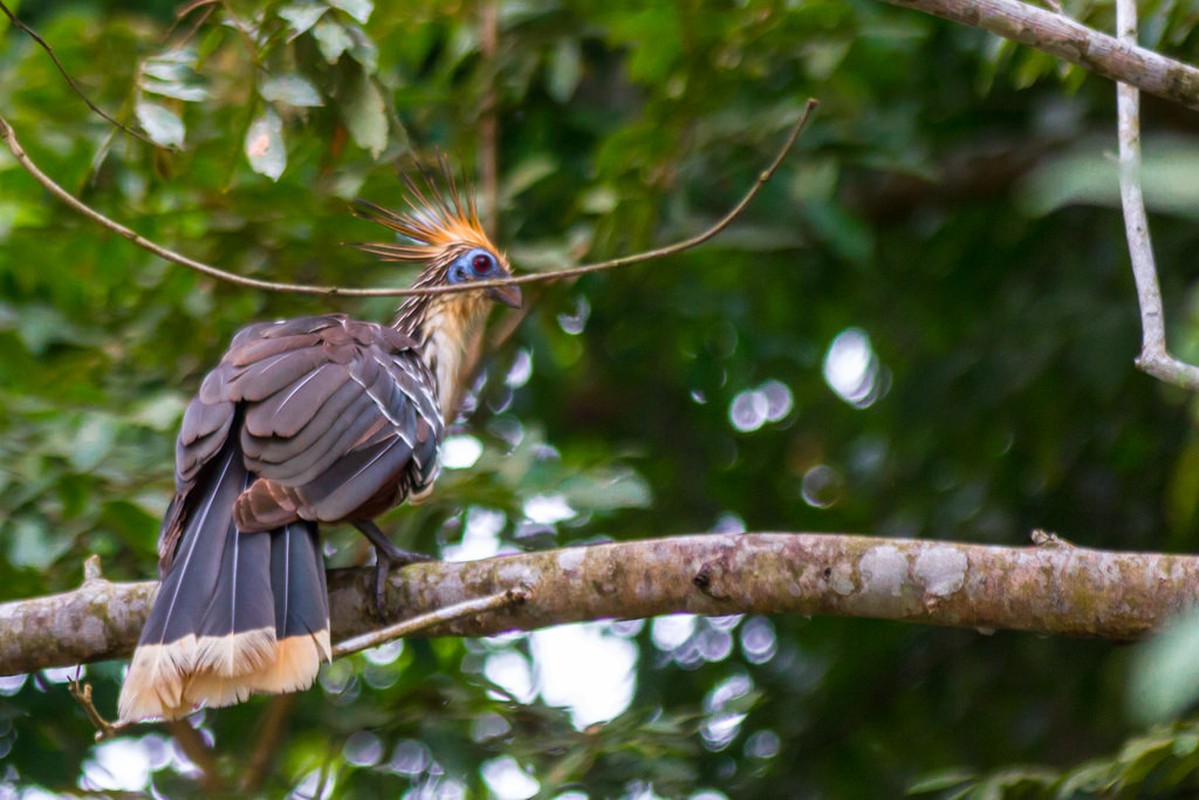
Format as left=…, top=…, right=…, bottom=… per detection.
left=393, top=293, right=430, bottom=341
left=394, top=293, right=487, bottom=423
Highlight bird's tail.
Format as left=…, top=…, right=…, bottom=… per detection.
left=118, top=443, right=331, bottom=722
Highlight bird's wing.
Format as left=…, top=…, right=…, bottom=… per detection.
left=159, top=315, right=443, bottom=569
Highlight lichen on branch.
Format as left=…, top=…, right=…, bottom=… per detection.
left=3, top=532, right=1198, bottom=677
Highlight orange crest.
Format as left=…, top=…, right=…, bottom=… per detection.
left=355, top=156, right=498, bottom=267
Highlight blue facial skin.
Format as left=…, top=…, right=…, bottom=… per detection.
left=448, top=248, right=497, bottom=284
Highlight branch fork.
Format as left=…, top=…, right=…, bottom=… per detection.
left=1112, top=0, right=1199, bottom=391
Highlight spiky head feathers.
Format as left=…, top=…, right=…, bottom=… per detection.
left=355, top=158, right=506, bottom=274
left=357, top=156, right=521, bottom=357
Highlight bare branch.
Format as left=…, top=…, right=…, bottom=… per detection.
left=167, top=1, right=220, bottom=47
left=5, top=532, right=1199, bottom=678
left=0, top=101, right=817, bottom=299
left=68, top=676, right=125, bottom=740
left=0, top=1, right=157, bottom=145
left=881, top=0, right=1199, bottom=111
left=1110, top=0, right=1199, bottom=389
left=331, top=586, right=529, bottom=658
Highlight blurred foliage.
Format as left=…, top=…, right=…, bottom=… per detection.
left=6, top=0, right=1199, bottom=797
left=909, top=719, right=1199, bottom=799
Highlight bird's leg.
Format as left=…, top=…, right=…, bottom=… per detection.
left=351, top=520, right=434, bottom=619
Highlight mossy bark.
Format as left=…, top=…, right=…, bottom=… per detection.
left=3, top=532, right=1198, bottom=676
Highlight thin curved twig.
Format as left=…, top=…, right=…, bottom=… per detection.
left=331, top=585, right=529, bottom=659
left=0, top=1, right=157, bottom=146
left=68, top=675, right=137, bottom=741
left=0, top=100, right=818, bottom=299
left=66, top=585, right=528, bottom=741
left=1113, top=0, right=1199, bottom=390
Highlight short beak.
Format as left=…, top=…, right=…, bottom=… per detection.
left=487, top=282, right=523, bottom=309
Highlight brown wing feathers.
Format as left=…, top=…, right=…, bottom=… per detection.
left=119, top=315, right=442, bottom=721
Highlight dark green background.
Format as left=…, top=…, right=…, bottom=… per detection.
left=4, top=0, right=1199, bottom=796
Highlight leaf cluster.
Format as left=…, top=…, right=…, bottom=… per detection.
left=7, top=0, right=1199, bottom=797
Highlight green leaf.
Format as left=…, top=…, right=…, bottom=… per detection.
left=1056, top=761, right=1117, bottom=796
left=329, top=0, right=373, bottom=24
left=69, top=415, right=116, bottom=472
left=547, top=39, right=582, bottom=103
left=801, top=201, right=873, bottom=267
left=343, top=72, right=387, bottom=158
left=1129, top=610, right=1199, bottom=723
left=141, top=47, right=198, bottom=81
left=135, top=100, right=185, bottom=148
left=14, top=304, right=87, bottom=354
left=141, top=79, right=208, bottom=102
left=501, top=156, right=557, bottom=202
left=507, top=240, right=582, bottom=273
left=1117, top=733, right=1174, bottom=785
left=313, top=16, right=353, bottom=63
left=142, top=62, right=187, bottom=82
left=578, top=185, right=618, bottom=214
left=1021, top=139, right=1199, bottom=218
left=245, top=107, right=287, bottom=180
left=1174, top=731, right=1199, bottom=757
left=260, top=74, right=324, bottom=107
left=346, top=24, right=379, bottom=73
left=278, top=1, right=327, bottom=39
left=6, top=515, right=71, bottom=570
left=130, top=393, right=188, bottom=431
left=559, top=468, right=652, bottom=511
left=0, top=200, right=46, bottom=240
left=907, top=769, right=977, bottom=794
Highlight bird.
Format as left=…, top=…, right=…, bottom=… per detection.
left=117, top=162, right=522, bottom=722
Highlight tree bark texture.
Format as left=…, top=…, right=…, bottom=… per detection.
left=2, top=532, right=1199, bottom=676
left=882, top=0, right=1199, bottom=111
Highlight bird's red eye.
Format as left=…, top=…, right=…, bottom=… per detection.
left=472, top=254, right=493, bottom=273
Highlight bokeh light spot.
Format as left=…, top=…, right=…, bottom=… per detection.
left=822, top=327, right=887, bottom=408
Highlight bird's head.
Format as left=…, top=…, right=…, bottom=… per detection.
left=354, top=160, right=522, bottom=316
left=355, top=159, right=522, bottom=420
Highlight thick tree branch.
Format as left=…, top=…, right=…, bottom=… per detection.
left=3, top=532, right=1199, bottom=676
left=881, top=0, right=1199, bottom=111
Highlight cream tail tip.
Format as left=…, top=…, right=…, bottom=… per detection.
left=247, top=631, right=332, bottom=695
left=118, top=630, right=331, bottom=721
left=118, top=637, right=199, bottom=722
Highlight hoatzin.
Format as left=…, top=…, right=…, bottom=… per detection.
left=118, top=167, right=521, bottom=722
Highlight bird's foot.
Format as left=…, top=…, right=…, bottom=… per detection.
left=352, top=520, right=435, bottom=620
left=370, top=547, right=434, bottom=620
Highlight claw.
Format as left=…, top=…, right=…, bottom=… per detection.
left=373, top=558, right=389, bottom=620
left=353, top=520, right=434, bottom=620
